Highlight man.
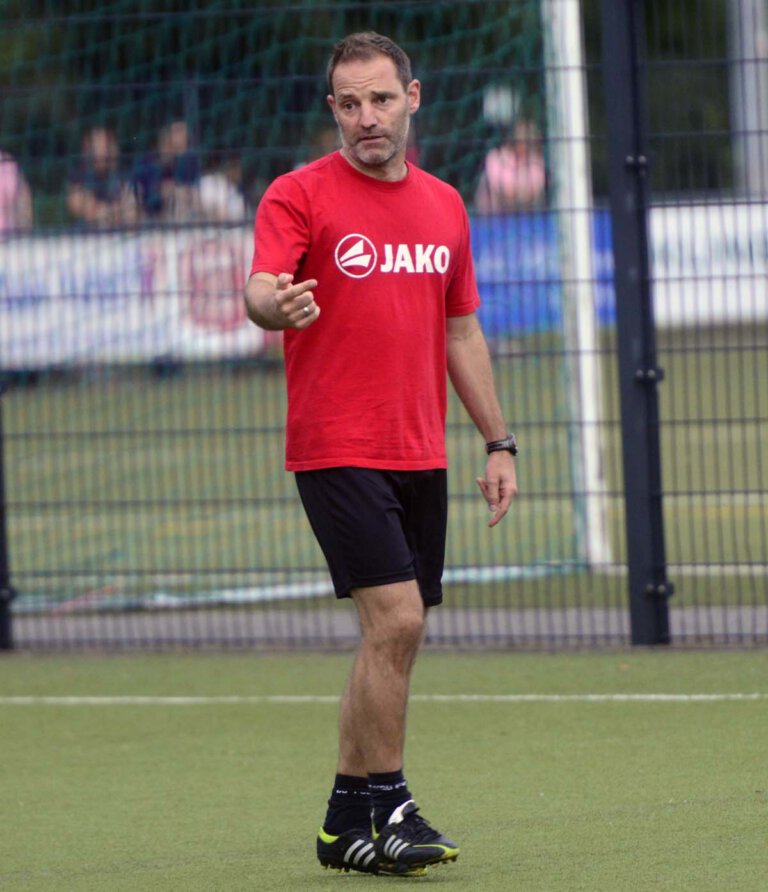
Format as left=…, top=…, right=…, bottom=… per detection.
left=133, top=121, right=201, bottom=222
left=245, top=32, right=517, bottom=878
left=67, top=127, right=138, bottom=228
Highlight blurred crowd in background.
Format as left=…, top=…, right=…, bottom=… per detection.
left=2, top=121, right=249, bottom=233
left=0, top=114, right=547, bottom=236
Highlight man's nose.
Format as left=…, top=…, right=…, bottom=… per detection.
left=360, top=103, right=378, bottom=128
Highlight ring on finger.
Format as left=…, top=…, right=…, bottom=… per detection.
left=303, top=304, right=312, bottom=316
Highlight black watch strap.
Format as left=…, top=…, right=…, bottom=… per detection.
left=485, top=433, right=518, bottom=456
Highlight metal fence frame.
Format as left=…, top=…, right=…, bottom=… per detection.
left=1, top=0, right=766, bottom=650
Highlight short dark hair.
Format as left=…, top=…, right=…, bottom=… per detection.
left=326, top=32, right=413, bottom=94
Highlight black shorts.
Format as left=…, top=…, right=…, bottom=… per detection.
left=295, top=467, right=447, bottom=606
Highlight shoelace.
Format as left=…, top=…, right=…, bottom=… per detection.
left=398, top=811, right=441, bottom=844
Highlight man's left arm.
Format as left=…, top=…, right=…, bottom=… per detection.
left=446, top=312, right=517, bottom=527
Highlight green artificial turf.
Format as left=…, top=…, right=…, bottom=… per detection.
left=1, top=650, right=767, bottom=890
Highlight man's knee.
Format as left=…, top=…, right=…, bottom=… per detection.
left=388, top=607, right=425, bottom=649
left=370, top=603, right=424, bottom=651
left=367, top=620, right=423, bottom=676
left=354, top=581, right=426, bottom=657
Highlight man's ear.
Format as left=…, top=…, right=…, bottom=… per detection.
left=407, top=79, right=421, bottom=115
left=327, top=95, right=337, bottom=119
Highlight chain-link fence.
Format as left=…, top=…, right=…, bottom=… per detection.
left=1, top=0, right=766, bottom=649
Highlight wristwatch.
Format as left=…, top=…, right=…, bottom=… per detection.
left=485, top=433, right=518, bottom=456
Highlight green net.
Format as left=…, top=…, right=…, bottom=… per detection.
left=2, top=0, right=545, bottom=225
left=1, top=1, right=622, bottom=633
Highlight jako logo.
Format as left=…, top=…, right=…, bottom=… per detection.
left=335, top=234, right=378, bottom=279
left=334, top=234, right=451, bottom=279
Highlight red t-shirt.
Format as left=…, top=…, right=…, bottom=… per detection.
left=250, top=151, right=480, bottom=471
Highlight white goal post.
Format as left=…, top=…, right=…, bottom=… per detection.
left=542, top=0, right=613, bottom=568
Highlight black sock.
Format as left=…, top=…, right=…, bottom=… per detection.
left=368, top=769, right=413, bottom=832
left=322, top=774, right=372, bottom=835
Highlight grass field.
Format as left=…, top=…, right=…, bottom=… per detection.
left=5, top=324, right=767, bottom=616
left=5, top=349, right=577, bottom=595
left=2, top=649, right=767, bottom=890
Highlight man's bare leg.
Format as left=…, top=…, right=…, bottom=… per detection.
left=338, top=579, right=426, bottom=776
left=317, top=580, right=428, bottom=874
left=319, top=579, right=458, bottom=872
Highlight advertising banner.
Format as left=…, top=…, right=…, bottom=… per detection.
left=1, top=202, right=766, bottom=368
left=0, top=227, right=262, bottom=369
left=474, top=202, right=768, bottom=338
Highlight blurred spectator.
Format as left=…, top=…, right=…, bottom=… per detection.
left=198, top=155, right=247, bottom=222
left=0, top=150, right=33, bottom=235
left=297, top=125, right=340, bottom=168
left=133, top=120, right=201, bottom=222
left=67, top=127, right=138, bottom=227
left=474, top=118, right=546, bottom=214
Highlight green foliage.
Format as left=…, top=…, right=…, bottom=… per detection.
left=581, top=0, right=732, bottom=196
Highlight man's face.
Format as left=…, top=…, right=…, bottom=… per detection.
left=88, top=129, right=118, bottom=174
left=328, top=55, right=420, bottom=178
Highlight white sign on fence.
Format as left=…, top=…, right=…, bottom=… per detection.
left=1, top=202, right=766, bottom=369
left=0, top=226, right=262, bottom=368
left=651, top=201, right=768, bottom=326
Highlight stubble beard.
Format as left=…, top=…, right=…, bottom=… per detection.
left=346, top=113, right=410, bottom=171
left=350, top=136, right=397, bottom=168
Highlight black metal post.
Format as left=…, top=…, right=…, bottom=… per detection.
left=601, top=0, right=672, bottom=645
left=0, top=382, right=17, bottom=650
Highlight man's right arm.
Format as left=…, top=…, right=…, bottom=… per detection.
left=244, top=271, right=320, bottom=331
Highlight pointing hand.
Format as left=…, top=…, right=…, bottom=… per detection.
left=275, top=273, right=320, bottom=329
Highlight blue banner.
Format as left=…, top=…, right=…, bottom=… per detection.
left=471, top=209, right=616, bottom=337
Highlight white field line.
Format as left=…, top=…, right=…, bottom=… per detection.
left=0, top=693, right=766, bottom=706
